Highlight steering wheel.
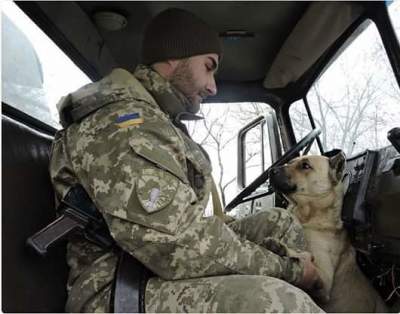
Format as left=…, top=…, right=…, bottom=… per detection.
left=225, top=128, right=321, bottom=212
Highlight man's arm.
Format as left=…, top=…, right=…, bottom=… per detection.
left=103, top=199, right=305, bottom=285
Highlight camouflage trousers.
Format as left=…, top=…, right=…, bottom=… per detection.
left=145, top=208, right=323, bottom=313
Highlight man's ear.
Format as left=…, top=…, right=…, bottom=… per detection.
left=327, top=150, right=346, bottom=184
left=152, top=60, right=179, bottom=79
left=167, top=59, right=180, bottom=71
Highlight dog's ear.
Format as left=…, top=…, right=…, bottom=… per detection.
left=325, top=150, right=346, bottom=184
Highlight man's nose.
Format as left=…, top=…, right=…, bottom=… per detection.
left=206, top=76, right=217, bottom=96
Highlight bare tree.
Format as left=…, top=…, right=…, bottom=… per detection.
left=187, top=103, right=269, bottom=206
left=199, top=107, right=237, bottom=206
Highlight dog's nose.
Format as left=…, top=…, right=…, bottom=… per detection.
left=270, top=168, right=278, bottom=176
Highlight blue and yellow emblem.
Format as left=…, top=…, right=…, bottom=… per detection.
left=115, top=112, right=144, bottom=128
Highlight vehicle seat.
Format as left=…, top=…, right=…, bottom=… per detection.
left=2, top=111, right=69, bottom=312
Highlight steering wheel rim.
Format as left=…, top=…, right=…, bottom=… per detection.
left=225, top=128, right=321, bottom=212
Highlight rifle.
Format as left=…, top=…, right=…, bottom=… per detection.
left=27, top=185, right=115, bottom=256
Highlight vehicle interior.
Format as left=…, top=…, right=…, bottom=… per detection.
left=2, top=1, right=400, bottom=312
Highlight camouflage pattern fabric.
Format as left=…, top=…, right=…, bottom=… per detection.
left=50, top=65, right=322, bottom=312
left=146, top=209, right=322, bottom=313
left=146, top=275, right=321, bottom=313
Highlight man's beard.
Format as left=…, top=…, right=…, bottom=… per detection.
left=170, top=59, right=201, bottom=114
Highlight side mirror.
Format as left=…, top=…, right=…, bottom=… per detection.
left=237, top=111, right=282, bottom=189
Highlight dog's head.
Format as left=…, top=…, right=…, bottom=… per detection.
left=270, top=150, right=346, bottom=222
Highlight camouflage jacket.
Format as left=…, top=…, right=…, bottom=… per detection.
left=50, top=65, right=303, bottom=310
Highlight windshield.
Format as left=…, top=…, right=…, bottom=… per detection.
left=290, top=3, right=400, bottom=157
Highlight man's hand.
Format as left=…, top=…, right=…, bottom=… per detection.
left=297, top=252, right=324, bottom=292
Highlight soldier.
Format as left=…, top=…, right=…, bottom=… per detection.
left=50, top=8, right=324, bottom=313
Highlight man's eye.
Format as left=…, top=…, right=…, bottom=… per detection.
left=302, top=162, right=311, bottom=170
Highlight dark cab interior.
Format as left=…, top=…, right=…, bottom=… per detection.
left=2, top=1, right=400, bottom=312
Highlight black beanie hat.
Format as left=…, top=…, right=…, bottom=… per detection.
left=141, top=8, right=222, bottom=65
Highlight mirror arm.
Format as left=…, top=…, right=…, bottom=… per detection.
left=303, top=96, right=324, bottom=153
left=266, top=111, right=283, bottom=163
left=261, top=121, right=266, bottom=172
left=302, top=137, right=316, bottom=155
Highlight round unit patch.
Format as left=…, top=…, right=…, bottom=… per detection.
left=136, top=167, right=179, bottom=214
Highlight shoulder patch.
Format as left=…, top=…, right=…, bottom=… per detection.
left=116, top=112, right=144, bottom=128
left=136, top=167, right=179, bottom=214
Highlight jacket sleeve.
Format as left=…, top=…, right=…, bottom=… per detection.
left=62, top=98, right=304, bottom=286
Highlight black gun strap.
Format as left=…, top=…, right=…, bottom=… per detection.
left=112, top=250, right=151, bottom=313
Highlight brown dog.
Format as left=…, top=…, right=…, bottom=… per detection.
left=270, top=151, right=387, bottom=313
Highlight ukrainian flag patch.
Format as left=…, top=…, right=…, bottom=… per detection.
left=115, top=112, right=144, bottom=128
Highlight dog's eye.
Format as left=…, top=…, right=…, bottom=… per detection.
left=302, top=162, right=311, bottom=170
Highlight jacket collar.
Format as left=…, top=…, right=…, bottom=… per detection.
left=134, top=64, right=202, bottom=124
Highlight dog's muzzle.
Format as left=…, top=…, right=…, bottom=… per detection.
left=270, top=167, right=297, bottom=194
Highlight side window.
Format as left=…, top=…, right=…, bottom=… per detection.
left=1, top=2, right=91, bottom=128
left=185, top=102, right=274, bottom=215
left=290, top=14, right=400, bottom=157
